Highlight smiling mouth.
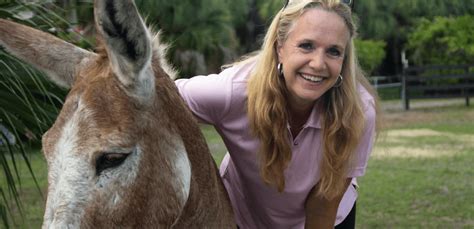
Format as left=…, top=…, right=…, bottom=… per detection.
left=300, top=73, right=325, bottom=83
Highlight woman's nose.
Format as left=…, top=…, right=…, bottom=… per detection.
left=309, top=50, right=326, bottom=71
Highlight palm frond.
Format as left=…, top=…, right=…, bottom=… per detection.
left=0, top=1, right=85, bottom=227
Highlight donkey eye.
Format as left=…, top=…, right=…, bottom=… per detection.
left=96, top=153, right=130, bottom=175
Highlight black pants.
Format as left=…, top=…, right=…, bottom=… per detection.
left=334, top=202, right=356, bottom=229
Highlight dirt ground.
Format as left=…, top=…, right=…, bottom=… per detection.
left=373, top=98, right=474, bottom=158
left=380, top=98, right=474, bottom=129
left=373, top=128, right=474, bottom=158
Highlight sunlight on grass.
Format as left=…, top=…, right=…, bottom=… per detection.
left=374, top=128, right=474, bottom=158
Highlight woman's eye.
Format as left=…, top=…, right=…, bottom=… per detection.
left=298, top=42, right=313, bottom=51
left=328, top=48, right=342, bottom=57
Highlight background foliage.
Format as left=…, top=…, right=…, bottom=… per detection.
left=134, top=0, right=241, bottom=76
left=354, top=39, right=386, bottom=75
left=406, top=15, right=474, bottom=66
left=354, top=0, right=474, bottom=74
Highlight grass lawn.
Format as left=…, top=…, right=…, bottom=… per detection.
left=1, top=99, right=473, bottom=228
left=357, top=101, right=474, bottom=228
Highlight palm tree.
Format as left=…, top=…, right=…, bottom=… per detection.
left=135, top=0, right=244, bottom=77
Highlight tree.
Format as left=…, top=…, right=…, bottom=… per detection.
left=135, top=0, right=243, bottom=77
left=355, top=39, right=386, bottom=75
left=354, top=0, right=474, bottom=74
left=406, top=15, right=474, bottom=66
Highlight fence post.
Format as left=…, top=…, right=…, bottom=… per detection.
left=465, top=66, right=470, bottom=107
left=402, top=72, right=409, bottom=110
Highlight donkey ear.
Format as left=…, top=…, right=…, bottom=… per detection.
left=94, top=0, right=153, bottom=98
left=0, top=19, right=96, bottom=89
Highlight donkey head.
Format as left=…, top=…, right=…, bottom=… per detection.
left=1, top=0, right=194, bottom=228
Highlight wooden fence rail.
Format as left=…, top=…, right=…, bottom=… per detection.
left=401, top=64, right=474, bottom=110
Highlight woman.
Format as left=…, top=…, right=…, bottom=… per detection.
left=176, top=0, right=380, bottom=228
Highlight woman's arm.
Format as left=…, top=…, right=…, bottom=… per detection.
left=175, top=73, right=231, bottom=125
left=304, top=178, right=352, bottom=228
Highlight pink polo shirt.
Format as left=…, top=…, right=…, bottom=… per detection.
left=175, top=60, right=376, bottom=228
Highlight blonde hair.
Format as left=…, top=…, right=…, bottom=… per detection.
left=246, top=0, right=380, bottom=199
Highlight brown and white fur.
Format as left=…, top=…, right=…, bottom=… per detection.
left=0, top=0, right=234, bottom=228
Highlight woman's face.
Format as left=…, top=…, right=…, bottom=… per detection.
left=277, top=8, right=350, bottom=109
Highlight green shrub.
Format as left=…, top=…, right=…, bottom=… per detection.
left=406, top=15, right=474, bottom=66
left=354, top=39, right=386, bottom=75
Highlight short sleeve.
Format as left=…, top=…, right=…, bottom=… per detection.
left=175, top=69, right=234, bottom=125
left=347, top=89, right=377, bottom=178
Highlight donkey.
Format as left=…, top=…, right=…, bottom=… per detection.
left=0, top=0, right=235, bottom=228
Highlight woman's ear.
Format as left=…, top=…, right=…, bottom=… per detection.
left=276, top=42, right=284, bottom=62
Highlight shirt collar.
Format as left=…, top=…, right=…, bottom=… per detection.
left=305, top=102, right=322, bottom=129
left=286, top=102, right=322, bottom=130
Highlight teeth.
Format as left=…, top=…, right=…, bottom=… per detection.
left=301, top=74, right=323, bottom=82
